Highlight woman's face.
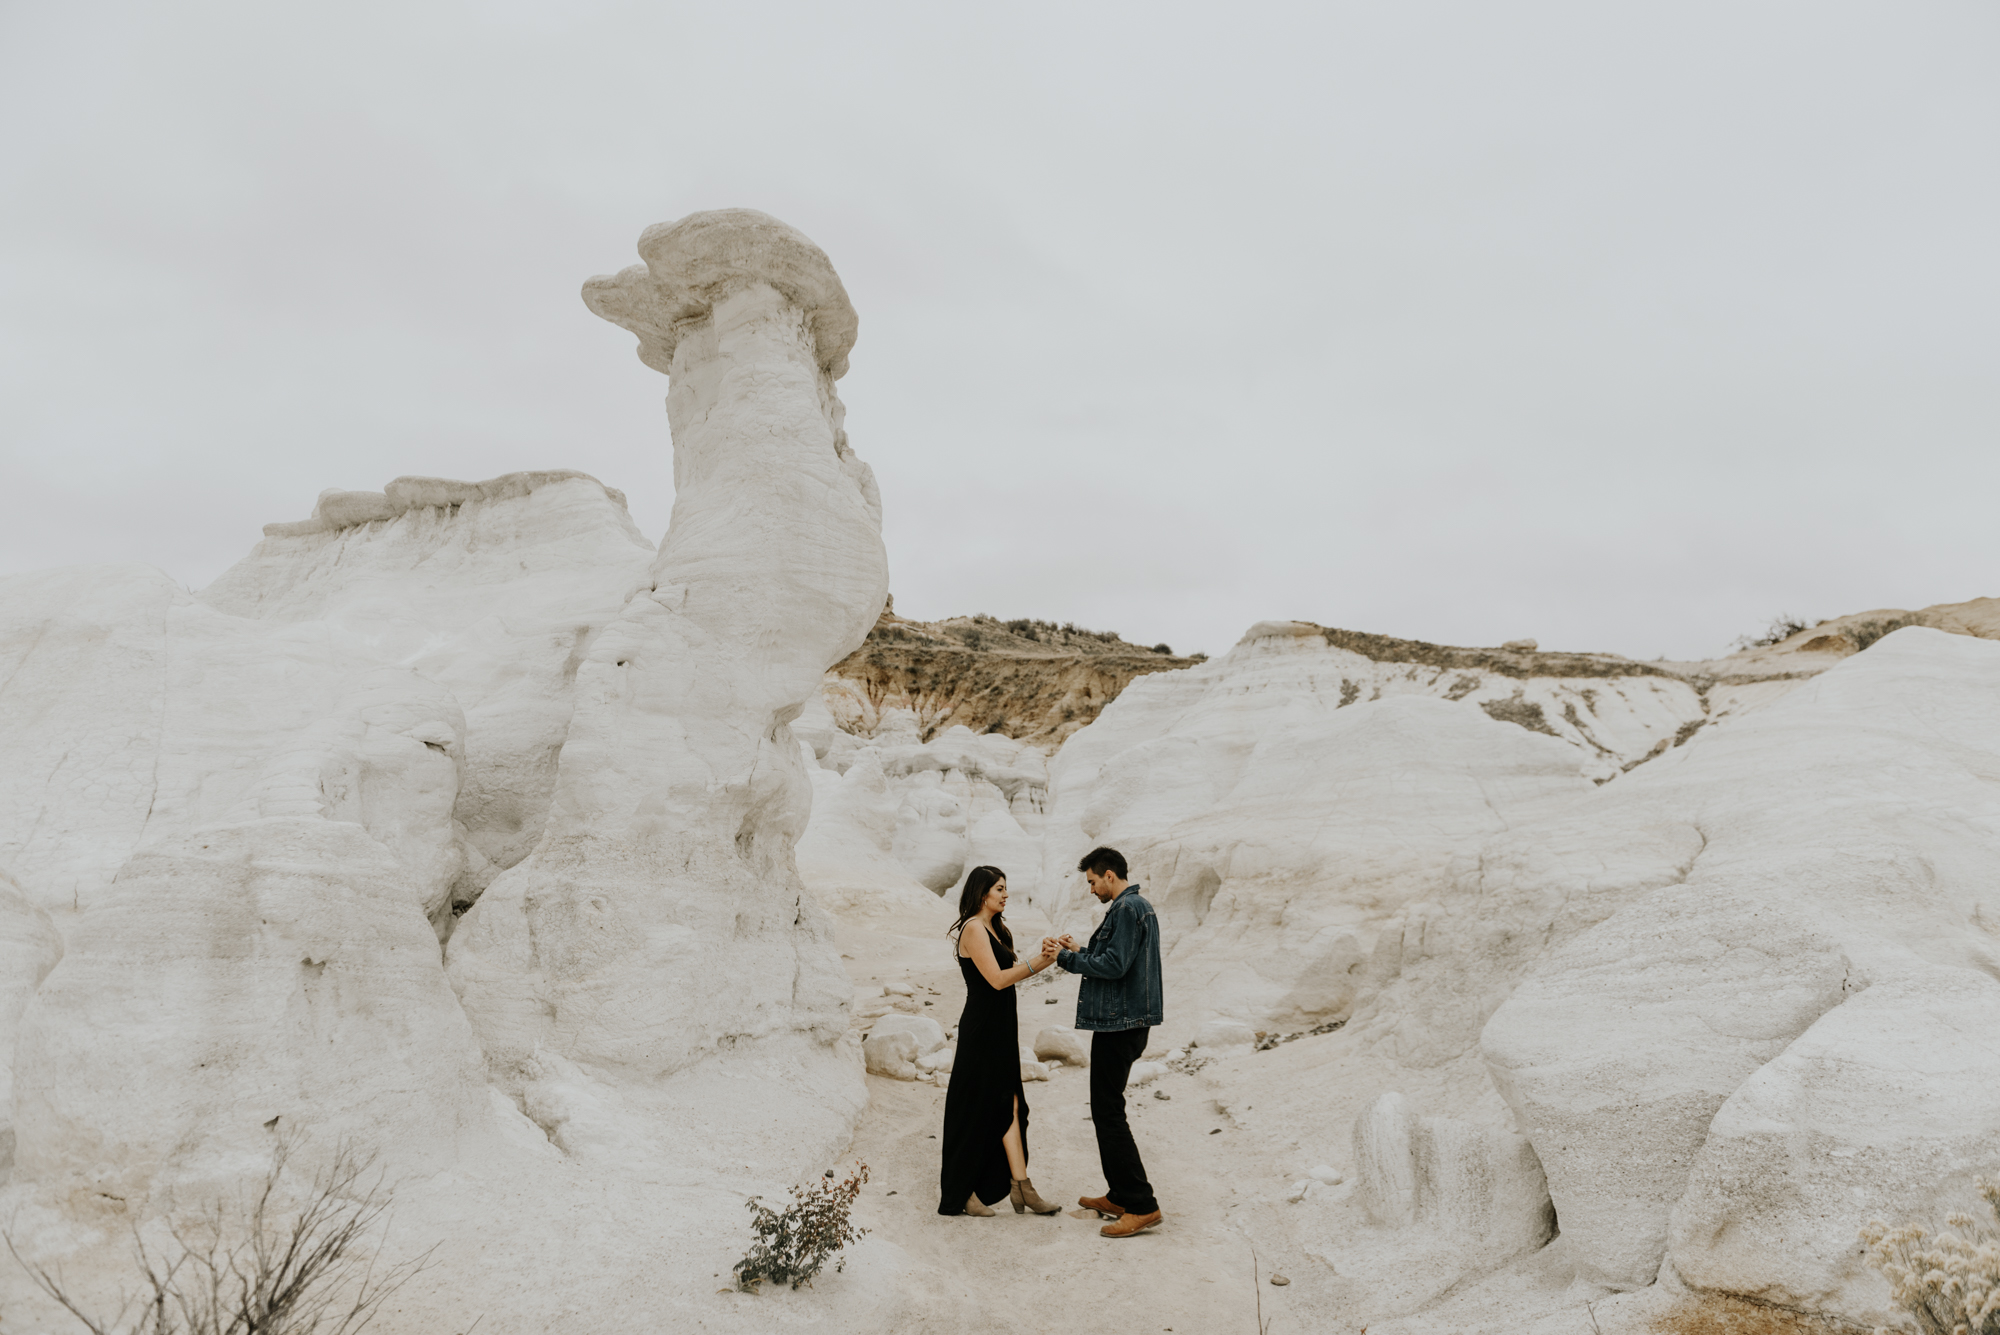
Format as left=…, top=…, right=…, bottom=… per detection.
left=982, top=877, right=1008, bottom=916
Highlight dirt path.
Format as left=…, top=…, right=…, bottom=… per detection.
left=835, top=910, right=1321, bottom=1335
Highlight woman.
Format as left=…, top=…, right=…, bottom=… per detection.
left=937, top=865, right=1062, bottom=1217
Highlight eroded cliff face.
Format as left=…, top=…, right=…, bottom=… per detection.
left=823, top=607, right=1199, bottom=747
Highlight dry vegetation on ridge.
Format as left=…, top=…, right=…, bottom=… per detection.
left=826, top=604, right=1201, bottom=744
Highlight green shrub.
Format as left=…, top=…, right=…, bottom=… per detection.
left=733, top=1164, right=870, bottom=1292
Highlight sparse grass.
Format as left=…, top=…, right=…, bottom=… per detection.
left=733, top=1164, right=870, bottom=1293
left=1314, top=625, right=1674, bottom=680
left=4, top=1137, right=442, bottom=1335
left=1649, top=1293, right=1846, bottom=1334
left=1860, top=1177, right=2000, bottom=1335
left=1733, top=614, right=1813, bottom=652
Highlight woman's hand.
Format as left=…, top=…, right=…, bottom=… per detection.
left=1037, top=940, right=1061, bottom=971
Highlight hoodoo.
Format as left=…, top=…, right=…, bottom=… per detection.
left=446, top=210, right=891, bottom=1163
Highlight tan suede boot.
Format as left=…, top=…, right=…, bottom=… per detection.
left=963, top=1193, right=996, bottom=1217
left=1010, top=1177, right=1060, bottom=1215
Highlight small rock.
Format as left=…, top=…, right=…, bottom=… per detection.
left=1309, top=1164, right=1342, bottom=1186
left=1286, top=1179, right=1312, bottom=1203
left=1153, top=1090, right=1171, bottom=1101
left=1044, top=997, right=1058, bottom=1004
left=1034, top=1027, right=1089, bottom=1067
left=1020, top=1059, right=1050, bottom=1082
left=863, top=1030, right=920, bottom=1080
left=884, top=981, right=916, bottom=997
left=869, top=1014, right=947, bottom=1055
left=1500, top=638, right=1537, bottom=653
left=1269, top=1273, right=1290, bottom=1287
left=916, top=1047, right=954, bottom=1074
left=1209, top=1128, right=1221, bottom=1135
left=1128, top=1060, right=1169, bottom=1086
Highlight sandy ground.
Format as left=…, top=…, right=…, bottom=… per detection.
left=829, top=905, right=1360, bottom=1335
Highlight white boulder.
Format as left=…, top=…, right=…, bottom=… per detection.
left=869, top=1014, right=946, bottom=1056
left=1033, top=1027, right=1089, bottom=1066
left=1343, top=1092, right=1556, bottom=1311
left=1479, top=630, right=2000, bottom=1290
left=863, top=1030, right=921, bottom=1081
left=1481, top=888, right=1857, bottom=1287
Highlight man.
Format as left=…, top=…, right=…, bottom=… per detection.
left=1044, top=846, right=1164, bottom=1238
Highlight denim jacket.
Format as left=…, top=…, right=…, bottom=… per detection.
left=1057, top=886, right=1164, bottom=1032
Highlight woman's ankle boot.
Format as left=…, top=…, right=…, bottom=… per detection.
left=964, top=1193, right=995, bottom=1217
left=1011, top=1177, right=1060, bottom=1215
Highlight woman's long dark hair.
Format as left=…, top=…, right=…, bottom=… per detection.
left=947, top=865, right=1012, bottom=956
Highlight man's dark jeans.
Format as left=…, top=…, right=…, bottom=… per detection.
left=1090, top=1026, right=1158, bottom=1215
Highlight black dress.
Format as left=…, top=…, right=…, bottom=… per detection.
left=936, top=931, right=1029, bottom=1214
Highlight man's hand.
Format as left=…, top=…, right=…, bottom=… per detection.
left=1057, top=934, right=1079, bottom=952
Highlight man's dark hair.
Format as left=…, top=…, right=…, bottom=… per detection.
left=1076, top=846, right=1128, bottom=880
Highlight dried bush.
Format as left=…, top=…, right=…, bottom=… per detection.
left=1734, top=614, right=1813, bottom=651
left=5, top=1138, right=440, bottom=1335
left=733, top=1164, right=869, bottom=1292
left=1859, top=1178, right=2000, bottom=1335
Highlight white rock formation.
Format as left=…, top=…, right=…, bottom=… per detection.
left=1351, top=1092, right=1553, bottom=1259
left=201, top=471, right=654, bottom=915
left=1667, top=964, right=2000, bottom=1324
left=1340, top=1092, right=1557, bottom=1313
left=795, top=708, right=1051, bottom=910
left=1480, top=629, right=2000, bottom=1295
left=445, top=208, right=889, bottom=1167
left=1038, top=645, right=1599, bottom=1031
left=1, top=210, right=914, bottom=1334
left=0, top=565, right=186, bottom=918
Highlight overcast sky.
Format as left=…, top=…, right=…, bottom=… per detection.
left=3, top=2, right=1995, bottom=660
